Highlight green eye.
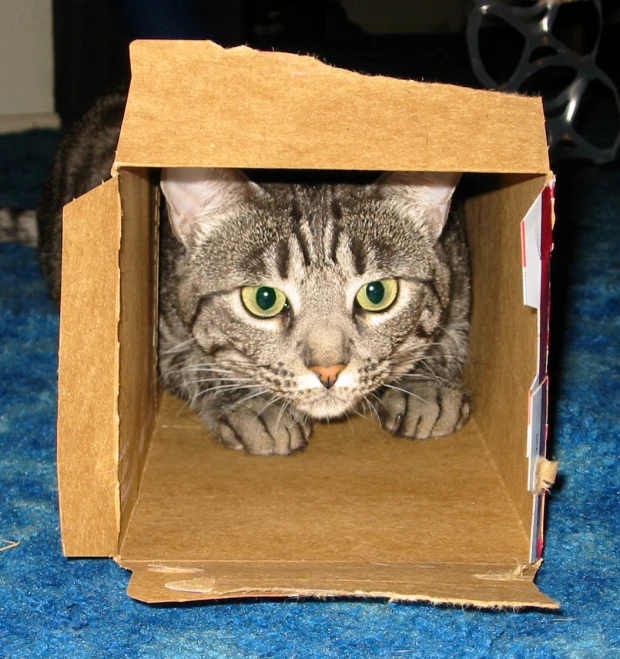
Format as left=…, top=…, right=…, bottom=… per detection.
left=355, top=278, right=399, bottom=312
left=241, top=286, right=288, bottom=318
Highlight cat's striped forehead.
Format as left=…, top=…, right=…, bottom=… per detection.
left=273, top=185, right=369, bottom=279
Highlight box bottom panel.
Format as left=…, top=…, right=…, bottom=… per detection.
left=118, top=393, right=554, bottom=606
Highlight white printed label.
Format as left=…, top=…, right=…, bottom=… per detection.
left=527, top=379, right=547, bottom=491
left=521, top=193, right=543, bottom=309
left=530, top=494, right=542, bottom=563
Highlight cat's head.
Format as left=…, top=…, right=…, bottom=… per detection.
left=160, top=167, right=460, bottom=419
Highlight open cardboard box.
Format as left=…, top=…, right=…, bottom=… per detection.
left=56, top=41, right=557, bottom=608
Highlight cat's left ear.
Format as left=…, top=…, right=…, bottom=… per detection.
left=376, top=171, right=461, bottom=242
left=161, top=167, right=263, bottom=247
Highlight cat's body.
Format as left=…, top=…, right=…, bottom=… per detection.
left=35, top=94, right=472, bottom=455
left=37, top=93, right=126, bottom=301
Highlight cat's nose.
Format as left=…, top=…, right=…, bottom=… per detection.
left=309, top=364, right=347, bottom=389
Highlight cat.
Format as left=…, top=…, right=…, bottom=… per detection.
left=33, top=93, right=472, bottom=455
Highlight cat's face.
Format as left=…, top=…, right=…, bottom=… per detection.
left=161, top=168, right=459, bottom=420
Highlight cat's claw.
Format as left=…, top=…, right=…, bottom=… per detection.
left=379, top=381, right=470, bottom=439
left=215, top=401, right=311, bottom=456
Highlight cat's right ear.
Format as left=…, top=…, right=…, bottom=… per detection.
left=161, top=168, right=261, bottom=247
left=376, top=171, right=461, bottom=242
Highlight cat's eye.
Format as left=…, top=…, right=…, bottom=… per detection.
left=355, top=278, right=399, bottom=312
left=241, top=286, right=288, bottom=318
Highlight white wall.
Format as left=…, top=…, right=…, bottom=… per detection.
left=0, top=0, right=57, bottom=131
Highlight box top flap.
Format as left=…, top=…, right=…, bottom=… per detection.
left=115, top=40, right=550, bottom=174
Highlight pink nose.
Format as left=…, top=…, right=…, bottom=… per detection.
left=309, top=364, right=347, bottom=389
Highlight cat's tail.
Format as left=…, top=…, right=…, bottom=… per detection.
left=0, top=207, right=38, bottom=246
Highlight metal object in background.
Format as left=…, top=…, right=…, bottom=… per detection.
left=468, top=0, right=620, bottom=164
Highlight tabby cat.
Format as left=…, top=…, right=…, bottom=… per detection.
left=35, top=93, right=471, bottom=455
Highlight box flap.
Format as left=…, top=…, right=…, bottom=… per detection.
left=115, top=40, right=550, bottom=174
left=121, top=559, right=558, bottom=609
left=57, top=177, right=122, bottom=557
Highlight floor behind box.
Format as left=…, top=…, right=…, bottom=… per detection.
left=0, top=129, right=619, bottom=657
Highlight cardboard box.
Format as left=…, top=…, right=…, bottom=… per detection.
left=56, top=41, right=557, bottom=608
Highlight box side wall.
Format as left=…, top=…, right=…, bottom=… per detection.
left=117, top=169, right=159, bottom=542
left=116, top=40, right=550, bottom=174
left=57, top=177, right=122, bottom=556
left=464, top=174, right=546, bottom=538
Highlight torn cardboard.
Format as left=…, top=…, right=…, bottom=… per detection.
left=57, top=40, right=557, bottom=608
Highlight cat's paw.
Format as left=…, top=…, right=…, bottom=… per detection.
left=215, top=400, right=311, bottom=455
left=379, top=381, right=470, bottom=439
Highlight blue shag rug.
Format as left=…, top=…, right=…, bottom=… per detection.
left=0, top=129, right=618, bottom=658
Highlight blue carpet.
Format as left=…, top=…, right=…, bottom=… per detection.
left=0, top=129, right=618, bottom=658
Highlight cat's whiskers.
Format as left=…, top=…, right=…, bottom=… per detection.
left=370, top=391, right=388, bottom=410
left=394, top=342, right=461, bottom=360
left=222, top=389, right=269, bottom=415
left=391, top=349, right=466, bottom=379
left=204, top=383, right=264, bottom=394
left=436, top=321, right=470, bottom=341
left=362, top=395, right=381, bottom=425
left=400, top=363, right=451, bottom=380
left=185, top=376, right=255, bottom=386
left=274, top=401, right=290, bottom=435
left=343, top=409, right=355, bottom=435
left=186, top=382, right=264, bottom=409
left=349, top=403, right=366, bottom=420
left=254, top=395, right=282, bottom=419
left=398, top=373, right=452, bottom=387
left=169, top=363, right=235, bottom=372
left=382, top=383, right=430, bottom=406
left=192, top=360, right=255, bottom=372
left=396, top=341, right=446, bottom=355
left=165, top=364, right=242, bottom=378
left=271, top=401, right=291, bottom=436
left=400, top=348, right=468, bottom=363
left=183, top=380, right=257, bottom=407
left=162, top=337, right=197, bottom=355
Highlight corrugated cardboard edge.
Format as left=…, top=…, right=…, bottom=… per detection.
left=57, top=176, right=122, bottom=556
left=119, top=560, right=559, bottom=609
left=529, top=180, right=557, bottom=561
